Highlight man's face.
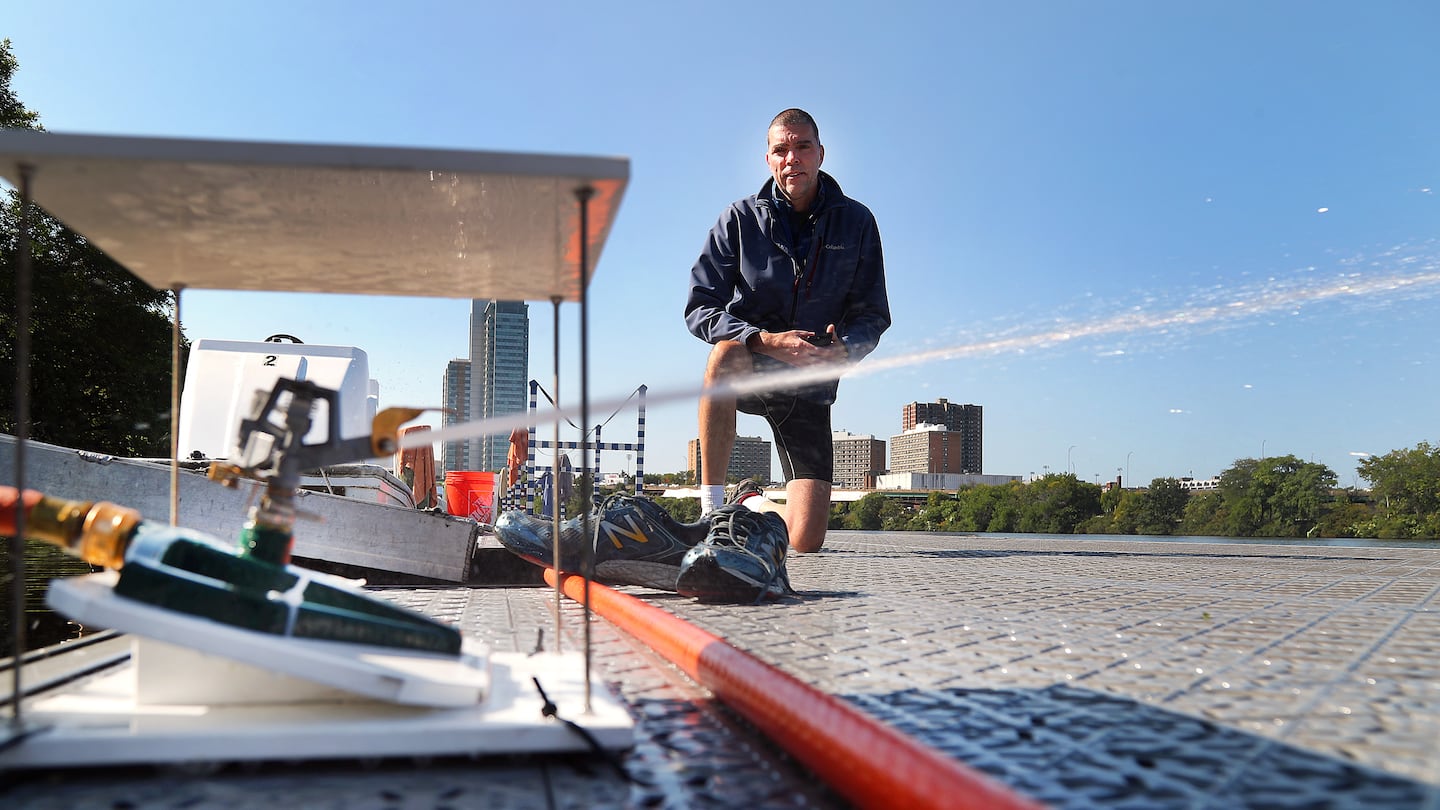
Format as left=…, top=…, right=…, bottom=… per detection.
left=767, top=122, right=824, bottom=209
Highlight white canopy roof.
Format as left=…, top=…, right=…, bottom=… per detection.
left=0, top=131, right=628, bottom=302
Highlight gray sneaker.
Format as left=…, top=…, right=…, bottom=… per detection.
left=494, top=494, right=708, bottom=590
left=675, top=505, right=793, bottom=603
left=724, top=478, right=764, bottom=506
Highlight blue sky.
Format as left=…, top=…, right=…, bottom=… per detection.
left=6, top=2, right=1438, bottom=487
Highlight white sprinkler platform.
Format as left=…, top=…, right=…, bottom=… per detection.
left=0, top=574, right=632, bottom=768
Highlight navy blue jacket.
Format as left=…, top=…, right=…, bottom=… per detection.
left=684, top=172, right=890, bottom=404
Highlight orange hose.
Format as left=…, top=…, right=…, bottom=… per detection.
left=0, top=486, right=45, bottom=535
left=546, top=570, right=1045, bottom=810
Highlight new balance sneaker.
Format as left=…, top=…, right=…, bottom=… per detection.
left=675, top=505, right=793, bottom=603
left=724, top=478, right=765, bottom=507
left=493, top=494, right=709, bottom=590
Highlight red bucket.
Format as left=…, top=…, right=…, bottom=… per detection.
left=444, top=471, right=496, bottom=523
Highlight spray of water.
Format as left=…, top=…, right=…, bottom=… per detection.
left=400, top=256, right=1440, bottom=451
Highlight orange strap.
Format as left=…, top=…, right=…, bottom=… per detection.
left=545, top=570, right=1045, bottom=810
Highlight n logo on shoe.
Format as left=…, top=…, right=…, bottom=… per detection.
left=598, top=514, right=652, bottom=549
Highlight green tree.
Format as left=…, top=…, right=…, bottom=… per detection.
left=1017, top=474, right=1101, bottom=534
left=1357, top=442, right=1440, bottom=538
left=1100, top=484, right=1124, bottom=516
left=1314, top=492, right=1373, bottom=538
left=879, top=496, right=914, bottom=531
left=955, top=480, right=1029, bottom=532
left=1179, top=491, right=1224, bottom=536
left=914, top=491, right=959, bottom=531
left=0, top=41, right=41, bottom=130
left=844, top=492, right=887, bottom=530
left=1132, top=477, right=1188, bottom=535
left=1217, top=455, right=1336, bottom=537
left=657, top=496, right=701, bottom=524
left=1109, top=489, right=1142, bottom=534
left=955, top=483, right=1001, bottom=531
left=1, top=40, right=186, bottom=456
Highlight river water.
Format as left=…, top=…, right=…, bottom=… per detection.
left=3, top=531, right=1437, bottom=657
left=1, top=541, right=102, bottom=657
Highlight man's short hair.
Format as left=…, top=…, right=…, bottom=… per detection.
left=769, top=108, right=820, bottom=143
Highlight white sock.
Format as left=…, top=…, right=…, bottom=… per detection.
left=700, top=485, right=725, bottom=513
left=742, top=495, right=781, bottom=515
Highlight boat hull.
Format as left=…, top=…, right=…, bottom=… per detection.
left=1, top=434, right=479, bottom=582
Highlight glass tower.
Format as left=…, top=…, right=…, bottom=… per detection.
left=441, top=359, right=471, bottom=474
left=469, top=300, right=530, bottom=472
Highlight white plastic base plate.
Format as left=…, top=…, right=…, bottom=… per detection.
left=45, top=573, right=488, bottom=708
left=0, top=574, right=633, bottom=768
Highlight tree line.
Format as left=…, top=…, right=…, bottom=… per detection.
left=2, top=40, right=183, bottom=458
left=828, top=444, right=1440, bottom=540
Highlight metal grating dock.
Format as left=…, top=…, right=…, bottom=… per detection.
left=4, top=532, right=1439, bottom=808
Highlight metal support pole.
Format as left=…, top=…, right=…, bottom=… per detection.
left=593, top=424, right=602, bottom=512
left=525, top=380, right=539, bottom=514
left=635, top=385, right=647, bottom=495
left=9, top=163, right=35, bottom=727
left=170, top=287, right=183, bottom=525
left=549, top=296, right=563, bottom=654
left=575, top=185, right=595, bottom=713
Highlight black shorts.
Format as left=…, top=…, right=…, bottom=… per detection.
left=737, top=389, right=832, bottom=483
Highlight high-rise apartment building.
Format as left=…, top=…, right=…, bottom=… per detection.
left=890, top=424, right=979, bottom=475
left=440, top=301, right=531, bottom=474
left=441, top=359, right=471, bottom=473
left=465, top=300, right=529, bottom=472
left=688, top=435, right=772, bottom=483
left=832, top=431, right=886, bottom=489
left=901, top=399, right=982, bottom=473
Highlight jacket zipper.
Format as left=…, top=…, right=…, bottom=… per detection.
left=789, top=213, right=827, bottom=324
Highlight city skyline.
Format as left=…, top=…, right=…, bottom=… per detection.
left=6, top=4, right=1437, bottom=490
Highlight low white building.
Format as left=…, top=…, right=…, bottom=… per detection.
left=1178, top=476, right=1221, bottom=491
left=875, top=472, right=1022, bottom=491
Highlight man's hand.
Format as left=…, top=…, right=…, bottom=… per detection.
left=750, top=324, right=848, bottom=367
